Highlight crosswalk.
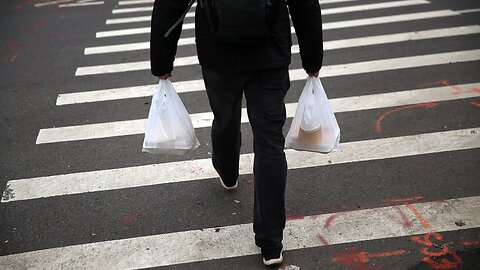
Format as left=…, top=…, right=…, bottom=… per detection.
left=1, top=0, right=479, bottom=269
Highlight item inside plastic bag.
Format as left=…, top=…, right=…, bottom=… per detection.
left=285, top=76, right=340, bottom=153
left=142, top=79, right=200, bottom=154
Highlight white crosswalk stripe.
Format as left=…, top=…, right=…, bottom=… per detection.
left=34, top=0, right=74, bottom=7
left=76, top=47, right=480, bottom=76
left=84, top=24, right=480, bottom=55
left=1, top=196, right=479, bottom=268
left=38, top=82, right=480, bottom=143
left=3, top=0, right=480, bottom=268
left=460, top=8, right=480, bottom=13
left=118, top=0, right=155, bottom=6
left=106, top=15, right=152, bottom=24
left=112, top=6, right=155, bottom=14
left=59, top=1, right=104, bottom=7
left=5, top=128, right=480, bottom=202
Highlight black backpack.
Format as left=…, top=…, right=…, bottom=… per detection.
left=201, top=0, right=276, bottom=44
left=165, top=0, right=276, bottom=44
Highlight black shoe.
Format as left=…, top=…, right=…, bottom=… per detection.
left=219, top=176, right=238, bottom=190
left=262, top=248, right=283, bottom=266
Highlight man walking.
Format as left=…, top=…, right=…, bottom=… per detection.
left=150, top=0, right=323, bottom=266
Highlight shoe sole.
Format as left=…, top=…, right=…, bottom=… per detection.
left=263, top=252, right=283, bottom=266
left=219, top=177, right=238, bottom=190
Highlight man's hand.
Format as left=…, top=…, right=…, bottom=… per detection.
left=308, top=71, right=319, bottom=77
left=158, top=73, right=172, bottom=80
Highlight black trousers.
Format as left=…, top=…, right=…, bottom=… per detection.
left=202, top=66, right=290, bottom=252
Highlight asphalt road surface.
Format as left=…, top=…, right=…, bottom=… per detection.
left=1, top=0, right=479, bottom=269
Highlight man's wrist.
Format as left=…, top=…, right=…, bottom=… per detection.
left=158, top=73, right=172, bottom=80
left=307, top=70, right=319, bottom=77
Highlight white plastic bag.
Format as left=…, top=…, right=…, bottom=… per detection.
left=142, top=79, right=200, bottom=154
left=285, top=76, right=340, bottom=153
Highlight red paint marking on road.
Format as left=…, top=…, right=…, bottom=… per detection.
left=316, top=237, right=372, bottom=269
left=405, top=203, right=432, bottom=229
left=470, top=101, right=480, bottom=107
left=418, top=80, right=460, bottom=90
left=332, top=246, right=365, bottom=267
left=121, top=206, right=144, bottom=230
left=461, top=241, right=480, bottom=246
left=389, top=207, right=413, bottom=228
left=375, top=102, right=438, bottom=133
left=324, top=213, right=342, bottom=229
left=359, top=250, right=407, bottom=262
left=317, top=234, right=330, bottom=246
left=412, top=232, right=463, bottom=269
left=332, top=245, right=395, bottom=270
left=418, top=79, right=480, bottom=95
left=421, top=246, right=449, bottom=257
left=411, top=233, right=448, bottom=257
left=418, top=80, right=464, bottom=93
left=411, top=232, right=443, bottom=247
left=317, top=235, right=405, bottom=269
left=286, top=216, right=304, bottom=221
left=316, top=234, right=338, bottom=258
left=418, top=80, right=450, bottom=88
left=10, top=54, right=18, bottom=63
left=286, top=210, right=304, bottom=221
left=452, top=88, right=480, bottom=95
left=385, top=196, right=424, bottom=203
left=422, top=253, right=462, bottom=269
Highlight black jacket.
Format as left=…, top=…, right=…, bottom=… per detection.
left=150, top=0, right=323, bottom=76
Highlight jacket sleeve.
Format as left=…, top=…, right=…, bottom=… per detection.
left=150, top=0, right=191, bottom=76
left=287, top=0, right=324, bottom=73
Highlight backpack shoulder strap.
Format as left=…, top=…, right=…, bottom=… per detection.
left=164, top=0, right=196, bottom=38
